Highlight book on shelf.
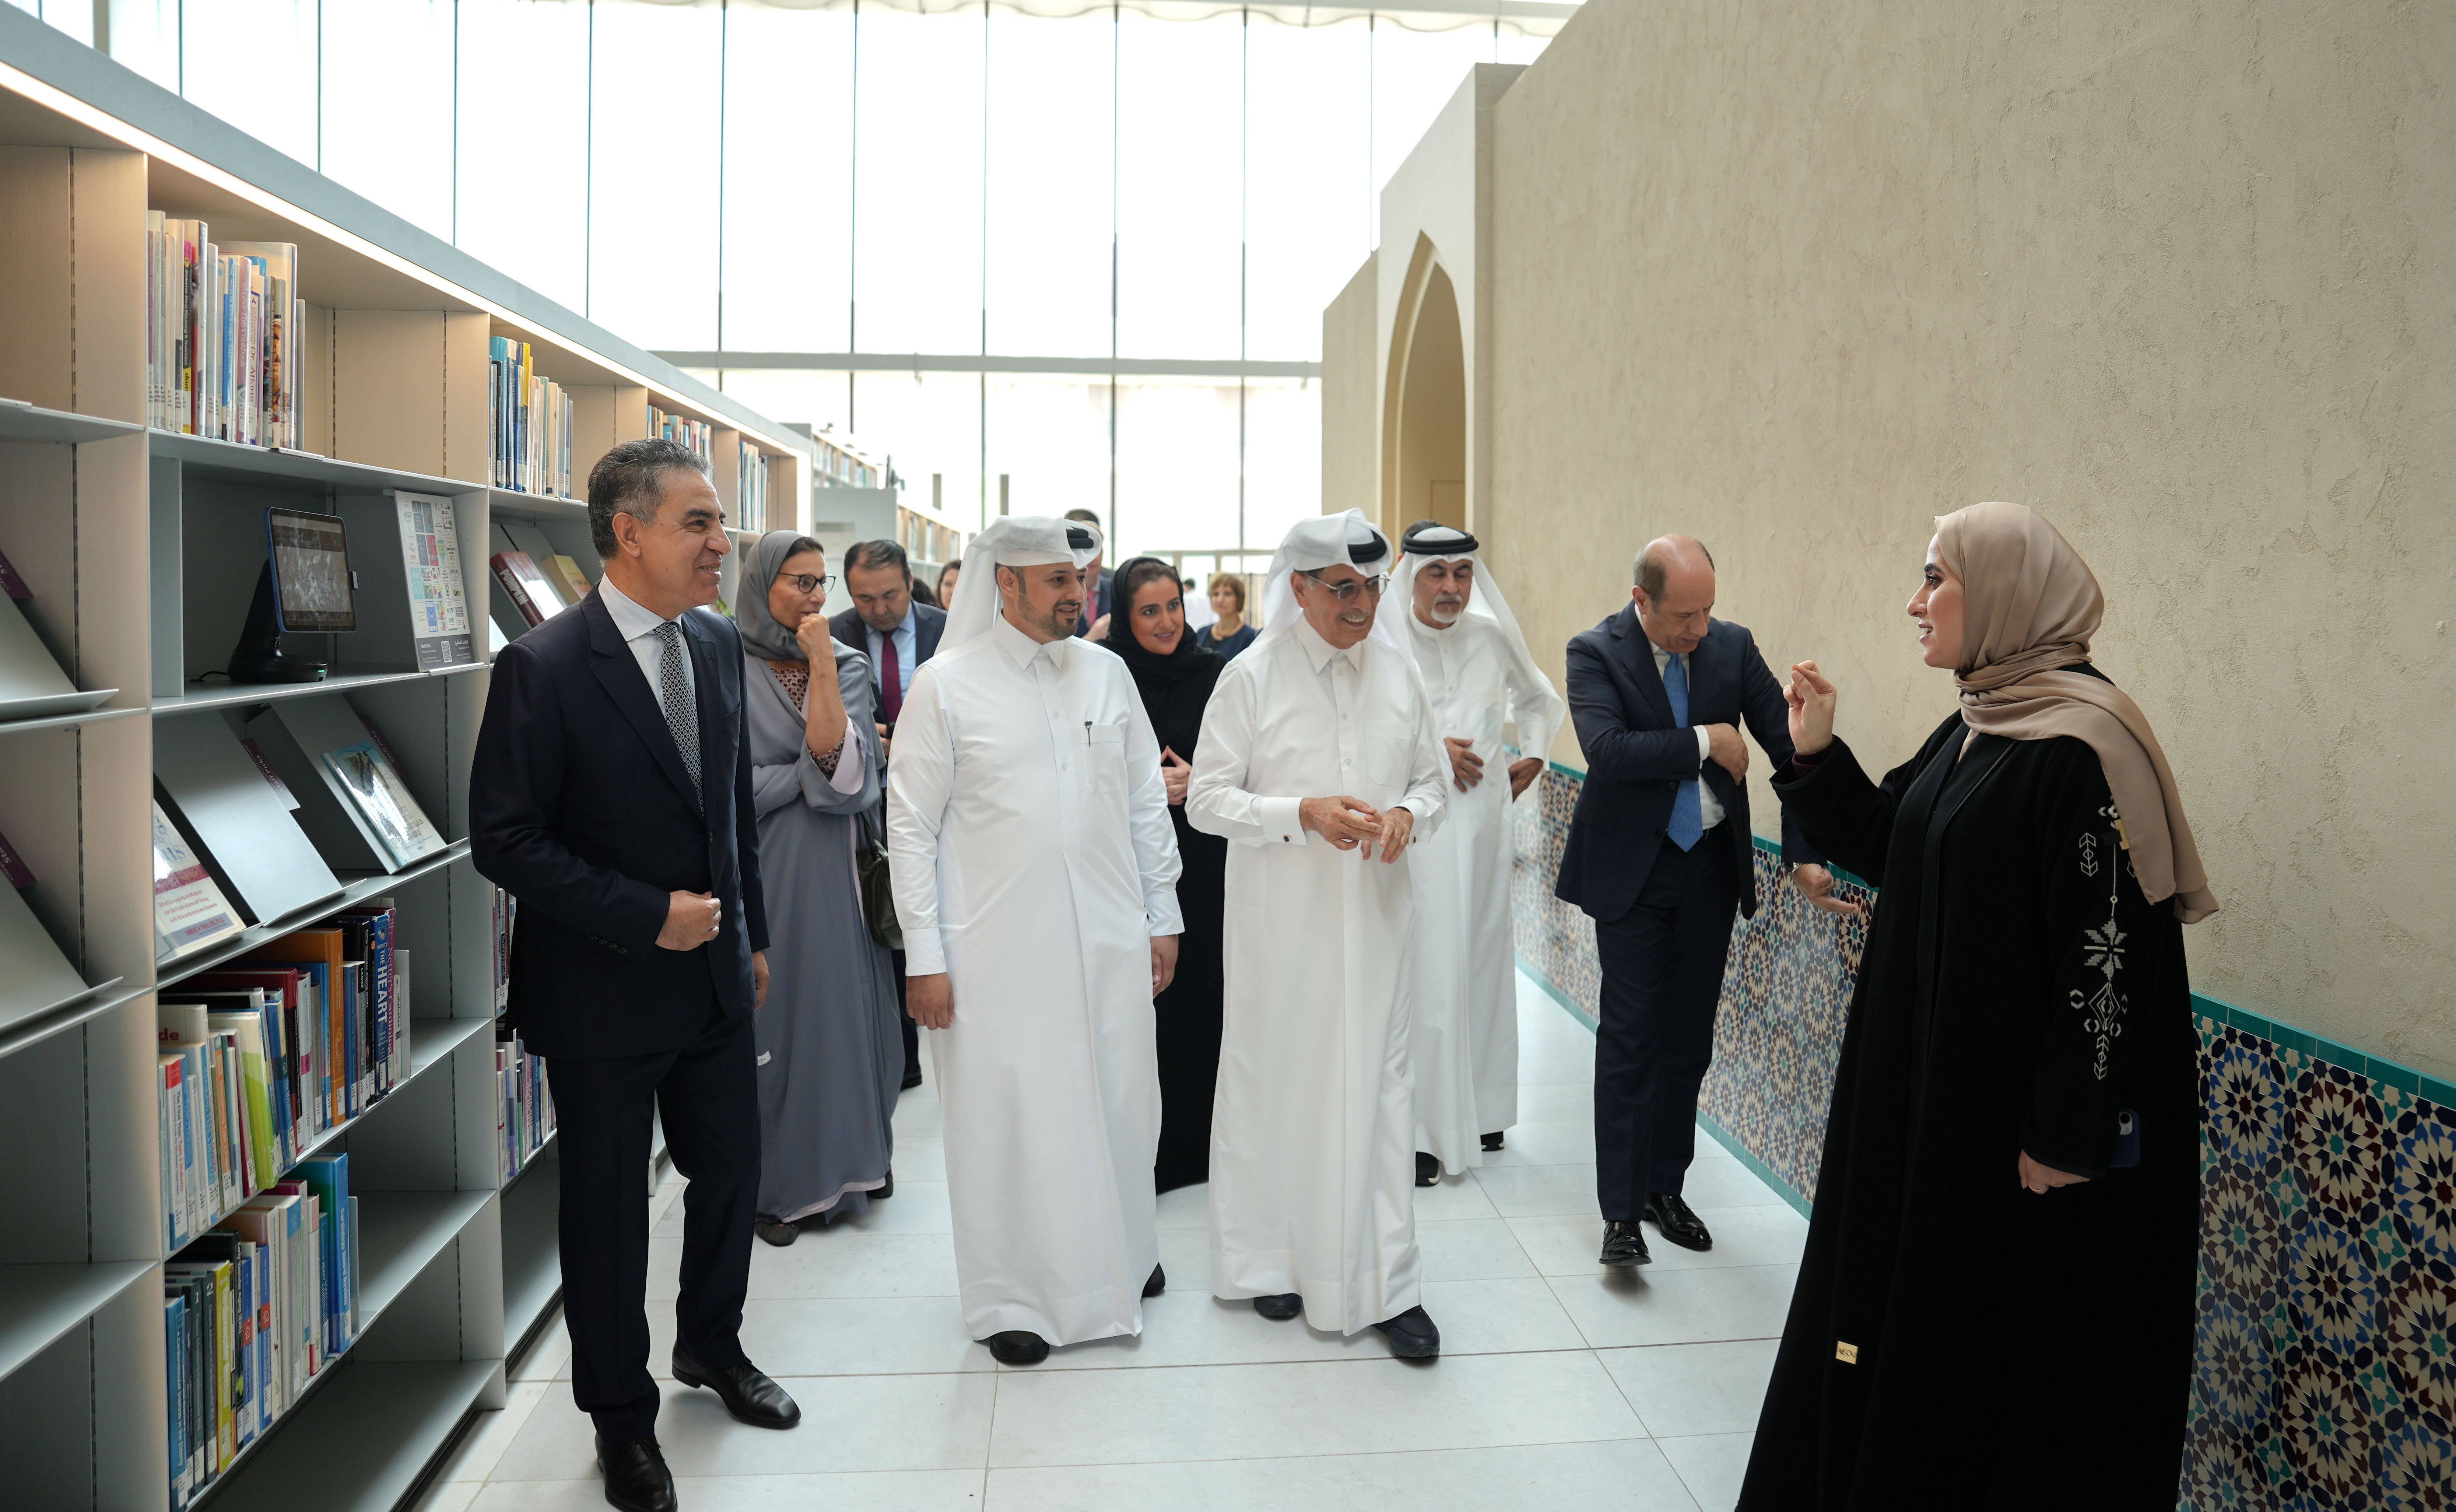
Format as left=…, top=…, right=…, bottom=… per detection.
left=541, top=553, right=594, bottom=607
left=647, top=404, right=713, bottom=465
left=490, top=337, right=576, bottom=498
left=153, top=800, right=247, bottom=962
left=389, top=491, right=479, bottom=671
left=0, top=551, right=115, bottom=721
left=497, top=1027, right=557, bottom=1179
left=489, top=550, right=563, bottom=629
left=154, top=713, right=344, bottom=932
left=146, top=216, right=302, bottom=448
left=246, top=696, right=449, bottom=873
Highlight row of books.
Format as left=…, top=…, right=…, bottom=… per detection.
left=145, top=216, right=302, bottom=447
left=151, top=696, right=449, bottom=965
left=737, top=440, right=772, bottom=533
left=164, top=1152, right=358, bottom=1508
left=649, top=404, right=713, bottom=465
left=490, top=337, right=577, bottom=498
left=814, top=431, right=882, bottom=490
left=498, top=1031, right=556, bottom=1181
left=157, top=908, right=409, bottom=1250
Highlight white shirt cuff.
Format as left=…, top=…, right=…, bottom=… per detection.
left=1694, top=726, right=1712, bottom=765
left=1255, top=796, right=1308, bottom=845
left=903, top=930, right=946, bottom=976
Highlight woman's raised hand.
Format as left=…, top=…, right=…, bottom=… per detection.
left=1786, top=660, right=1837, bottom=757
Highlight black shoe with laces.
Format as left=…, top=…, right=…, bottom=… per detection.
left=595, top=1434, right=677, bottom=1512
left=1644, top=1191, right=1713, bottom=1252
left=1599, top=1220, right=1652, bottom=1268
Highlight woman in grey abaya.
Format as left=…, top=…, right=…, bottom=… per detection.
left=734, top=530, right=902, bottom=1243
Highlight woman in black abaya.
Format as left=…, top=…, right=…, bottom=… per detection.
left=1740, top=502, right=2216, bottom=1510
left=1103, top=558, right=1228, bottom=1192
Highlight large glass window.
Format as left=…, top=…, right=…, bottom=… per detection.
left=84, top=0, right=1557, bottom=552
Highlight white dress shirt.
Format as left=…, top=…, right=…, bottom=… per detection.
left=1649, top=638, right=1726, bottom=831
left=596, top=575, right=697, bottom=719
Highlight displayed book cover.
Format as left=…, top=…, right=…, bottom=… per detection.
left=489, top=550, right=560, bottom=629
left=317, top=740, right=446, bottom=871
left=390, top=491, right=477, bottom=671
left=153, top=800, right=246, bottom=961
left=543, top=554, right=594, bottom=606
left=154, top=717, right=342, bottom=927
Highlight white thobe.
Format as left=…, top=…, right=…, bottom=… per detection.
left=886, top=611, right=1184, bottom=1346
left=1187, top=618, right=1449, bottom=1335
left=1405, top=611, right=1566, bottom=1164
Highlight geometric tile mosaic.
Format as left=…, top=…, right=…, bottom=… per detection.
left=1510, top=762, right=2456, bottom=1510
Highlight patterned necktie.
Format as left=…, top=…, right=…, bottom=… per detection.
left=877, top=628, right=903, bottom=724
left=654, top=620, right=703, bottom=808
left=1663, top=649, right=1704, bottom=850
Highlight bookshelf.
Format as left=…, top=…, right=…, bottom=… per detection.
left=0, top=10, right=810, bottom=1510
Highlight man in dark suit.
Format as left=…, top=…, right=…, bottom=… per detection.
left=1555, top=535, right=1859, bottom=1270
left=473, top=439, right=801, bottom=1512
left=830, top=538, right=946, bottom=1089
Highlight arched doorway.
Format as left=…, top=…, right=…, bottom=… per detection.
left=1382, top=238, right=1467, bottom=542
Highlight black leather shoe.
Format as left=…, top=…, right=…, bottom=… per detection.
left=672, top=1344, right=802, bottom=1428
left=1252, top=1293, right=1303, bottom=1320
left=1415, top=1151, right=1440, bottom=1187
left=876, top=1169, right=894, bottom=1200
left=986, top=1330, right=1049, bottom=1365
left=755, top=1216, right=799, bottom=1247
left=1372, top=1305, right=1441, bottom=1360
left=1143, top=1263, right=1166, bottom=1298
left=1645, top=1191, right=1713, bottom=1252
left=595, top=1434, right=677, bottom=1512
left=1599, top=1220, right=1652, bottom=1267
left=901, top=1066, right=924, bottom=1090
left=1481, top=1131, right=1505, bottom=1153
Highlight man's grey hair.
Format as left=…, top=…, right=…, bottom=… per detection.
left=586, top=438, right=712, bottom=558
left=1634, top=536, right=1717, bottom=597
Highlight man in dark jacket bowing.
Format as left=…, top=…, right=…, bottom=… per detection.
left=473, top=438, right=800, bottom=1512
left=1555, top=534, right=1858, bottom=1269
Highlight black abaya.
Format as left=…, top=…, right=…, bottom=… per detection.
left=1104, top=602, right=1228, bottom=1193
left=1742, top=706, right=2200, bottom=1510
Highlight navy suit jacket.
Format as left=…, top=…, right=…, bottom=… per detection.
left=470, top=592, right=767, bottom=1059
left=1554, top=605, right=1816, bottom=923
left=830, top=601, right=946, bottom=708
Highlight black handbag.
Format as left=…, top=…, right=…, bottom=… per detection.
left=855, top=803, right=903, bottom=951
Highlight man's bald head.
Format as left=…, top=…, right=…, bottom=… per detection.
left=1632, top=535, right=1717, bottom=654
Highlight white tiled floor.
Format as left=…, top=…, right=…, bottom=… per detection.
left=417, top=972, right=1806, bottom=1512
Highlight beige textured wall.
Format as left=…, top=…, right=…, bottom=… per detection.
left=1321, top=256, right=1379, bottom=520
left=1469, top=1, right=2455, bottom=1073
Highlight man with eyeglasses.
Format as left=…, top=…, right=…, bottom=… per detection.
left=1187, top=509, right=1451, bottom=1360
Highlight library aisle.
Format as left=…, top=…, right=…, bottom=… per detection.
left=411, top=974, right=1807, bottom=1512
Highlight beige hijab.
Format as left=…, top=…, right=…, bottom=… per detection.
left=1934, top=502, right=2218, bottom=923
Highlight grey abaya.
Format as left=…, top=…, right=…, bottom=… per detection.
left=746, top=639, right=903, bottom=1223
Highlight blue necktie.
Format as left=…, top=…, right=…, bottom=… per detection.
left=1663, top=650, right=1704, bottom=850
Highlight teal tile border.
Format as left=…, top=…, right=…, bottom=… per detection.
left=1515, top=954, right=1817, bottom=1221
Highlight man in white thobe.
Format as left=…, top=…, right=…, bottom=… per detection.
left=886, top=516, right=1184, bottom=1367
left=1187, top=510, right=1450, bottom=1359
left=1395, top=522, right=1566, bottom=1183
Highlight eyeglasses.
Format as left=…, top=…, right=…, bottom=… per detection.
left=777, top=573, right=835, bottom=596
left=1298, top=571, right=1388, bottom=604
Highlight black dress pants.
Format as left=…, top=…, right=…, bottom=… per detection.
left=891, top=948, right=920, bottom=1083
left=545, top=994, right=759, bottom=1443
left=1592, top=827, right=1741, bottom=1222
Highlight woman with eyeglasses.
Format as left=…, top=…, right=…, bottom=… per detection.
left=732, top=531, right=902, bottom=1243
